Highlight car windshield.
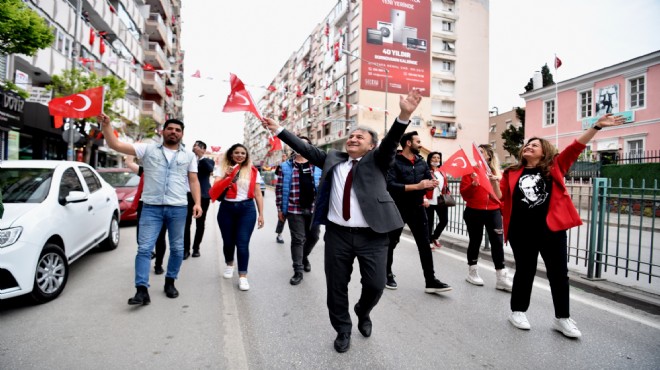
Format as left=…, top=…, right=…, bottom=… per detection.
left=98, top=171, right=140, bottom=187
left=0, top=168, right=54, bottom=203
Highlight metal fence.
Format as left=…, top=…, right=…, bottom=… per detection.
left=615, top=149, right=660, bottom=164
left=442, top=178, right=660, bottom=293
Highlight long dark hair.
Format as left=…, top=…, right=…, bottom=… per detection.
left=508, top=137, right=558, bottom=179
left=426, top=151, right=443, bottom=168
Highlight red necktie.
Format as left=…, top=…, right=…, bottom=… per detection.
left=342, top=160, right=357, bottom=221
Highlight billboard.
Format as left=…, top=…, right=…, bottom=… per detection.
left=360, top=0, right=431, bottom=97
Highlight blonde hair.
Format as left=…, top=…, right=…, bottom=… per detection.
left=222, top=143, right=253, bottom=187
left=478, top=144, right=501, bottom=178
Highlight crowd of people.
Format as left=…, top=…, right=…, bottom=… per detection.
left=97, top=89, right=624, bottom=353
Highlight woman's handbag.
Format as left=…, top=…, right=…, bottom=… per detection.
left=437, top=185, right=456, bottom=207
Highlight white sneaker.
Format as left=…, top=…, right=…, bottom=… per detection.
left=495, top=268, right=513, bottom=292
left=466, top=265, right=484, bottom=286
left=554, top=318, right=582, bottom=338
left=238, top=277, right=250, bottom=291
left=509, top=311, right=531, bottom=330
left=223, top=265, right=234, bottom=279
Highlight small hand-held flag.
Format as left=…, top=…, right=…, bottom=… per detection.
left=439, top=149, right=473, bottom=178
left=222, top=73, right=263, bottom=121
left=471, top=143, right=500, bottom=203
left=268, top=136, right=282, bottom=152
left=555, top=56, right=562, bottom=69
left=472, top=143, right=492, bottom=176
left=48, top=86, right=105, bottom=119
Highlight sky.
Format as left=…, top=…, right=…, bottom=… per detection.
left=179, top=0, right=660, bottom=151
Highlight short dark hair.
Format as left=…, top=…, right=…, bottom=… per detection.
left=194, top=140, right=207, bottom=150
left=164, top=118, right=184, bottom=130
left=399, top=131, right=419, bottom=148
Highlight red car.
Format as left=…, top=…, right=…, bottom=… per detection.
left=97, top=168, right=140, bottom=222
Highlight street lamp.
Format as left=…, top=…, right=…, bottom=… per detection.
left=342, top=50, right=389, bottom=135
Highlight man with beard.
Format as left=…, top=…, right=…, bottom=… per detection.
left=385, top=131, right=452, bottom=293
left=99, top=114, right=202, bottom=305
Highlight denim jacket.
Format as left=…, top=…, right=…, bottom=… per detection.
left=141, top=144, right=195, bottom=206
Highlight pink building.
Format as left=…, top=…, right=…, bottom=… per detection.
left=521, top=51, right=659, bottom=162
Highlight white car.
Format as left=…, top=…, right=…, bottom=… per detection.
left=0, top=160, right=120, bottom=303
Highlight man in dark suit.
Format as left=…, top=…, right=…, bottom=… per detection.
left=263, top=89, right=422, bottom=353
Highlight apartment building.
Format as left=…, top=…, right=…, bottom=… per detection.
left=0, top=0, right=184, bottom=165
left=521, top=50, right=659, bottom=163
left=245, top=0, right=489, bottom=166
left=488, top=108, right=522, bottom=165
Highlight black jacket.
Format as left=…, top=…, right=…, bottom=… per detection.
left=387, top=152, right=432, bottom=207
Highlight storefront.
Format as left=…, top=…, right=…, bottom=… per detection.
left=19, top=102, right=67, bottom=160
left=0, top=87, right=24, bottom=160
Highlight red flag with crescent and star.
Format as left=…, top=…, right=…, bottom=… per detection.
left=222, top=73, right=263, bottom=121
left=439, top=148, right=473, bottom=178
left=48, top=86, right=104, bottom=119
left=268, top=136, right=282, bottom=152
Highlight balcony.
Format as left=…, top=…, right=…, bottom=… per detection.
left=141, top=100, right=165, bottom=124
left=144, top=42, right=171, bottom=70
left=142, top=71, right=167, bottom=98
left=145, top=0, right=173, bottom=21
left=146, top=14, right=168, bottom=43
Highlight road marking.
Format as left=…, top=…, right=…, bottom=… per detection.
left=400, top=235, right=660, bottom=330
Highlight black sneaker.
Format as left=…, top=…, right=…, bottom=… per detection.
left=385, top=274, right=397, bottom=290
left=425, top=278, right=452, bottom=294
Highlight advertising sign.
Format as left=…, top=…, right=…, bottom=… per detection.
left=360, top=0, right=430, bottom=97
left=27, top=87, right=53, bottom=106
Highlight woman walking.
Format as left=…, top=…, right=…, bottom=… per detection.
left=491, top=113, right=625, bottom=338
left=459, top=144, right=512, bottom=291
left=211, top=144, right=264, bottom=291
left=425, top=152, right=449, bottom=250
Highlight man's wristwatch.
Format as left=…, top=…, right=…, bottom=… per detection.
left=592, top=125, right=602, bottom=130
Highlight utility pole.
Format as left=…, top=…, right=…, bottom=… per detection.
left=67, top=0, right=83, bottom=161
left=344, top=0, right=352, bottom=131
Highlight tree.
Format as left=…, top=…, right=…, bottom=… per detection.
left=125, top=115, right=159, bottom=142
left=501, top=107, right=525, bottom=159
left=523, top=64, right=555, bottom=92
left=0, top=0, right=55, bottom=56
left=47, top=68, right=127, bottom=164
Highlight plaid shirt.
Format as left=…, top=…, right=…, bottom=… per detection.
left=276, top=162, right=315, bottom=215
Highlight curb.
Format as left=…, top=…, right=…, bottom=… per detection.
left=402, top=228, right=660, bottom=316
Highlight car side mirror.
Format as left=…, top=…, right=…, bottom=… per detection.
left=63, top=191, right=88, bottom=204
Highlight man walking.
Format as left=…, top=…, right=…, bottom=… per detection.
left=275, top=137, right=322, bottom=285
left=385, top=131, right=452, bottom=293
left=184, top=140, right=214, bottom=258
left=263, top=89, right=422, bottom=353
left=99, top=114, right=202, bottom=305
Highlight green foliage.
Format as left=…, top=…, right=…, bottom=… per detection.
left=47, top=68, right=126, bottom=121
left=0, top=0, right=55, bottom=56
left=523, top=64, right=556, bottom=92
left=0, top=80, right=29, bottom=99
left=125, top=115, right=159, bottom=141
left=602, top=163, right=660, bottom=195
left=501, top=107, right=525, bottom=158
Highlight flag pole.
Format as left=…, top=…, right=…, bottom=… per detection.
left=554, top=53, right=559, bottom=148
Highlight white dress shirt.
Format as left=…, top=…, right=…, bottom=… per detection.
left=327, top=158, right=369, bottom=227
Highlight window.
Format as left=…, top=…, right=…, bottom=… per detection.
left=490, top=141, right=497, bottom=150
left=626, top=139, right=644, bottom=159
left=489, top=124, right=496, bottom=133
left=442, top=61, right=453, bottom=72
left=411, top=117, right=422, bottom=127
left=433, top=121, right=457, bottom=138
left=544, top=100, right=555, bottom=126
left=505, top=119, right=513, bottom=129
left=59, top=168, right=84, bottom=199
left=579, top=90, right=592, bottom=118
left=442, top=41, right=455, bottom=52
left=442, top=21, right=454, bottom=32
left=351, top=70, right=359, bottom=83
left=80, top=167, right=102, bottom=193
left=628, top=76, right=645, bottom=109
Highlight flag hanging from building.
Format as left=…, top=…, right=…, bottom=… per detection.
left=222, top=73, right=263, bottom=121
left=48, top=86, right=105, bottom=119
left=439, top=148, right=473, bottom=178
left=555, top=56, right=562, bottom=69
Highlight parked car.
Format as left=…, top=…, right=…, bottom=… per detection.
left=97, top=168, right=140, bottom=222
left=0, top=160, right=120, bottom=303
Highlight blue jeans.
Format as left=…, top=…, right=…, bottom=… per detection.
left=217, top=200, right=257, bottom=274
left=136, top=205, right=187, bottom=287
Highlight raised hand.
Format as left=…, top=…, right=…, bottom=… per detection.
left=398, top=89, right=422, bottom=122
left=595, top=113, right=626, bottom=128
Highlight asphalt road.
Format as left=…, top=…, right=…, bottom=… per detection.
left=1, top=190, right=659, bottom=369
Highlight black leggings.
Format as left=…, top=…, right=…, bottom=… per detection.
left=462, top=207, right=505, bottom=269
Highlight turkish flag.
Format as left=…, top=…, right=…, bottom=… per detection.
left=210, top=146, right=221, bottom=152
left=439, top=148, right=473, bottom=178
left=268, top=136, right=282, bottom=152
left=143, top=63, right=155, bottom=71
left=48, top=86, right=104, bottom=119
left=191, top=70, right=201, bottom=78
left=89, top=28, right=95, bottom=46
left=99, top=40, right=105, bottom=55
left=471, top=144, right=500, bottom=203
left=54, top=116, right=64, bottom=129
left=555, top=56, right=562, bottom=69
left=472, top=143, right=492, bottom=176
left=222, top=73, right=263, bottom=121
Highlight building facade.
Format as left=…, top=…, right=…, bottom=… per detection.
left=521, top=51, right=660, bottom=163
left=245, top=0, right=489, bottom=167
left=0, top=0, right=184, bottom=165
left=488, top=108, right=522, bottom=165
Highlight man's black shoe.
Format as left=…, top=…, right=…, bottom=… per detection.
left=290, top=272, right=303, bottom=285
left=385, top=273, right=397, bottom=290
left=154, top=265, right=164, bottom=275
left=334, top=332, right=351, bottom=353
left=164, top=277, right=179, bottom=298
left=425, top=278, right=453, bottom=294
left=354, top=304, right=372, bottom=337
left=192, top=250, right=201, bottom=258
left=128, top=286, right=150, bottom=305
left=183, top=251, right=191, bottom=260
left=303, top=257, right=311, bottom=272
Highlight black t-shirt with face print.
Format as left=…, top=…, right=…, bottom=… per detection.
left=510, top=167, right=552, bottom=233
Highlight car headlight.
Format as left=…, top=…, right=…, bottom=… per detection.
left=0, top=227, right=23, bottom=248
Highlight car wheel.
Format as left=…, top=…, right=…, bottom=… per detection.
left=30, top=243, right=69, bottom=304
left=99, top=214, right=120, bottom=251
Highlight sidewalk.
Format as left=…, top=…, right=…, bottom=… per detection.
left=402, top=227, right=660, bottom=316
